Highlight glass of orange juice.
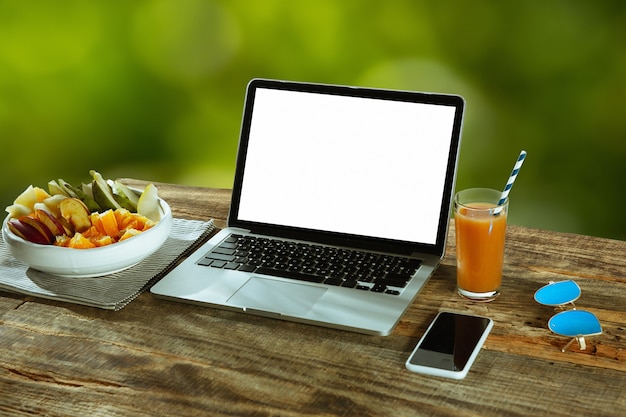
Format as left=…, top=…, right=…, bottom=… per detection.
left=454, top=188, right=508, bottom=302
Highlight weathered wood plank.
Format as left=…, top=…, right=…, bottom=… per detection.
left=1, top=180, right=625, bottom=416
left=2, top=295, right=624, bottom=417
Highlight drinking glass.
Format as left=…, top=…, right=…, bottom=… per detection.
left=454, top=188, right=508, bottom=302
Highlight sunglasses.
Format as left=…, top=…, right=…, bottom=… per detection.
left=534, top=280, right=602, bottom=352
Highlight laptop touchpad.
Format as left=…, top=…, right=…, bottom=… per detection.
left=228, top=277, right=326, bottom=316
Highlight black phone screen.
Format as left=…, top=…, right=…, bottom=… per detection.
left=408, top=312, right=492, bottom=371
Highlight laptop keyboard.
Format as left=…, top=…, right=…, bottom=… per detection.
left=197, top=234, right=422, bottom=296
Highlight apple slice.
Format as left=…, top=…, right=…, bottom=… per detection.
left=19, top=216, right=55, bottom=244
left=42, top=194, right=68, bottom=218
left=7, top=218, right=31, bottom=241
left=5, top=203, right=32, bottom=219
left=59, top=217, right=75, bottom=236
left=59, top=198, right=91, bottom=233
left=35, top=209, right=67, bottom=237
left=14, top=185, right=51, bottom=208
left=7, top=218, right=53, bottom=245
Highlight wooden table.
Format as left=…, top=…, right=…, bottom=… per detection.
left=1, top=179, right=624, bottom=416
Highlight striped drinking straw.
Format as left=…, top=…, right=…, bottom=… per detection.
left=497, top=150, right=527, bottom=210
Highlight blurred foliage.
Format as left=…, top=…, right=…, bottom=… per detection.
left=1, top=0, right=625, bottom=239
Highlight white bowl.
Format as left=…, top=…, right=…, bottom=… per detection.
left=2, top=198, right=173, bottom=278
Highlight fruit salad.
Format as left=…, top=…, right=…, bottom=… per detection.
left=4, top=170, right=162, bottom=249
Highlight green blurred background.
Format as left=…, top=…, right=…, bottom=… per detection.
left=1, top=0, right=625, bottom=240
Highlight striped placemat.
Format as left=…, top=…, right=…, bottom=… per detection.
left=0, top=218, right=215, bottom=310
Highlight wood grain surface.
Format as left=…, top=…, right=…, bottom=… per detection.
left=1, top=179, right=624, bottom=416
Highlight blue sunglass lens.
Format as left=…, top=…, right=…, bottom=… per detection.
left=548, top=310, right=602, bottom=337
left=534, top=280, right=581, bottom=306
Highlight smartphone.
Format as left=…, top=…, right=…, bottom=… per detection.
left=405, top=311, right=493, bottom=379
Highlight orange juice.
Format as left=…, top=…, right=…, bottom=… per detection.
left=454, top=189, right=508, bottom=301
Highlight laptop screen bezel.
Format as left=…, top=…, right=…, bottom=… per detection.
left=227, top=78, right=464, bottom=257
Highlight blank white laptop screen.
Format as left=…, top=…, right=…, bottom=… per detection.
left=237, top=88, right=457, bottom=245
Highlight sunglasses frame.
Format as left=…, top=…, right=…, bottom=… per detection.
left=534, top=280, right=602, bottom=352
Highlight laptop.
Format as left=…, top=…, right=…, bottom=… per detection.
left=151, top=78, right=465, bottom=335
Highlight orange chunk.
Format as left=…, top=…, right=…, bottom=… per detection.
left=119, top=213, right=137, bottom=230
left=119, top=228, right=141, bottom=241
left=115, top=210, right=153, bottom=232
left=55, top=235, right=71, bottom=247
left=81, top=225, right=99, bottom=238
left=52, top=207, right=157, bottom=248
left=92, top=235, right=115, bottom=247
left=143, top=220, right=156, bottom=231
left=114, top=208, right=131, bottom=227
left=119, top=219, right=137, bottom=232
left=68, top=232, right=96, bottom=249
left=90, top=212, right=107, bottom=236
left=100, top=209, right=119, bottom=237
